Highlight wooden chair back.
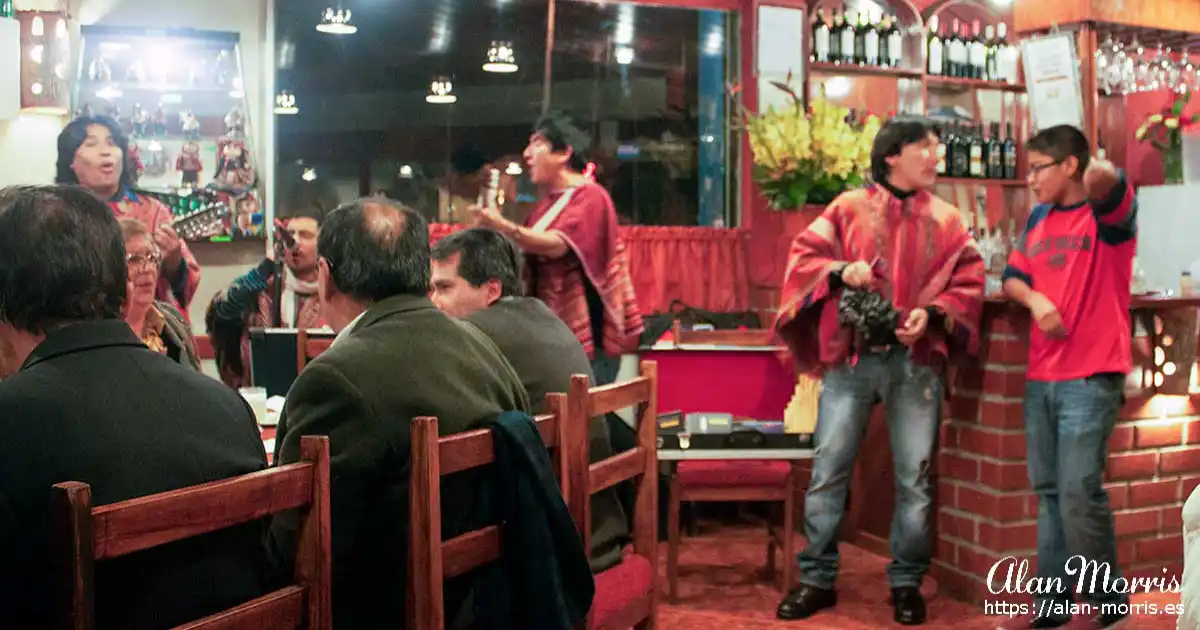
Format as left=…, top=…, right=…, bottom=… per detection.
left=408, top=412, right=565, bottom=630
left=52, top=436, right=332, bottom=630
left=550, top=360, right=659, bottom=630
left=670, top=320, right=772, bottom=347
left=295, top=329, right=335, bottom=373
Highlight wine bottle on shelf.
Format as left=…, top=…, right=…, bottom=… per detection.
left=927, top=16, right=944, bottom=76
left=828, top=9, right=843, bottom=63
left=1002, top=122, right=1018, bottom=180
left=885, top=15, right=903, bottom=68
left=996, top=22, right=1018, bottom=84
left=951, top=123, right=971, bottom=178
left=969, top=20, right=987, bottom=80
left=812, top=9, right=831, bottom=63
left=862, top=11, right=880, bottom=66
left=968, top=124, right=984, bottom=178
left=948, top=19, right=964, bottom=77
left=853, top=11, right=867, bottom=65
left=839, top=11, right=856, bottom=65
left=987, top=122, right=1003, bottom=179
left=984, top=25, right=999, bottom=82
left=936, top=125, right=948, bottom=176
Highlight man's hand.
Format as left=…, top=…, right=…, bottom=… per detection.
left=1028, top=291, right=1066, bottom=338
left=896, top=308, right=929, bottom=346
left=1083, top=157, right=1120, bottom=201
left=155, top=224, right=183, bottom=267
left=467, top=204, right=504, bottom=228
left=841, top=260, right=873, bottom=288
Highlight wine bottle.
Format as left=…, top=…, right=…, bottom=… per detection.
left=812, top=9, right=831, bottom=63
left=829, top=9, right=843, bottom=64
left=936, top=124, right=948, bottom=176
left=984, top=25, right=998, bottom=82
left=951, top=123, right=970, bottom=177
left=996, top=22, right=1017, bottom=84
left=839, top=11, right=856, bottom=65
left=987, top=122, right=1003, bottom=179
left=969, top=21, right=986, bottom=80
left=968, top=123, right=984, bottom=178
left=853, top=11, right=868, bottom=65
left=863, top=11, right=880, bottom=66
left=1002, top=122, right=1018, bottom=179
left=948, top=19, right=964, bottom=77
left=927, top=16, right=944, bottom=76
left=885, top=15, right=903, bottom=68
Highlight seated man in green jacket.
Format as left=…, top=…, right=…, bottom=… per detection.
left=431, top=227, right=630, bottom=572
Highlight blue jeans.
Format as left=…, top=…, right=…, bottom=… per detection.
left=798, top=349, right=943, bottom=589
left=1024, top=375, right=1127, bottom=613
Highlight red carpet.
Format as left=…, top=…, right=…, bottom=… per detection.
left=658, top=524, right=1179, bottom=629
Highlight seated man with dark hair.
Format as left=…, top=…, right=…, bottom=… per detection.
left=431, top=227, right=630, bottom=572
left=270, top=198, right=551, bottom=629
left=0, top=185, right=270, bottom=630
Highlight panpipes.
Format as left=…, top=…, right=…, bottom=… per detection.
left=784, top=373, right=821, bottom=434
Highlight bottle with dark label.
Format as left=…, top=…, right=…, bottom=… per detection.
left=812, top=9, right=830, bottom=63
left=968, top=124, right=984, bottom=178
left=885, top=15, right=903, bottom=68
left=987, top=122, right=1003, bottom=179
left=839, top=11, right=856, bottom=65
left=862, top=11, right=880, bottom=66
left=927, top=16, right=944, bottom=76
left=829, top=9, right=843, bottom=63
left=853, top=11, right=867, bottom=65
left=936, top=124, right=948, bottom=176
left=1002, top=122, right=1018, bottom=179
left=951, top=123, right=970, bottom=177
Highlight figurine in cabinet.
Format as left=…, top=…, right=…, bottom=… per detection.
left=124, top=61, right=145, bottom=83
left=213, top=140, right=255, bottom=192
left=152, top=106, right=167, bottom=136
left=234, top=194, right=260, bottom=236
left=126, top=142, right=145, bottom=184
left=224, top=107, right=244, bottom=139
left=143, top=140, right=168, bottom=177
left=176, top=141, right=203, bottom=187
left=131, top=104, right=148, bottom=137
left=89, top=58, right=112, bottom=83
left=180, top=110, right=200, bottom=140
left=106, top=105, right=121, bottom=127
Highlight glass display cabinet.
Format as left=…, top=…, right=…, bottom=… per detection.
left=75, top=25, right=262, bottom=241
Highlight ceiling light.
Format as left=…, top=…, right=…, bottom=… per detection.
left=274, top=91, right=298, bottom=115
left=505, top=161, right=522, bottom=175
left=482, top=41, right=518, bottom=73
left=302, top=168, right=317, bottom=181
left=398, top=164, right=414, bottom=178
left=615, top=46, right=634, bottom=65
left=316, top=7, right=357, bottom=35
left=426, top=77, right=457, bottom=104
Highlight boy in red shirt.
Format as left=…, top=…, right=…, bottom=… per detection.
left=1002, top=125, right=1135, bottom=629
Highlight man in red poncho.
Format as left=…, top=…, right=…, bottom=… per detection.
left=774, top=117, right=985, bottom=625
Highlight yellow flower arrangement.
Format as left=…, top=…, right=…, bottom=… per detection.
left=1135, top=91, right=1197, bottom=185
left=739, top=79, right=882, bottom=209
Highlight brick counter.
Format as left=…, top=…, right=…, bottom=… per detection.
left=933, top=299, right=1200, bottom=604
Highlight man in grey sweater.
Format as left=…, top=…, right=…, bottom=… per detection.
left=431, top=227, right=630, bottom=572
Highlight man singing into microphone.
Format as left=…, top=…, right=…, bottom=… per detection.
left=206, top=201, right=331, bottom=388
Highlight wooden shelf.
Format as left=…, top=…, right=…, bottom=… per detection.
left=937, top=177, right=1027, bottom=187
left=809, top=62, right=923, bottom=79
left=926, top=75, right=1027, bottom=93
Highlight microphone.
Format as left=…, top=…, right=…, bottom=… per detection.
left=273, top=218, right=297, bottom=250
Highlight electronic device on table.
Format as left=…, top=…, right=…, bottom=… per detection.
left=656, top=410, right=813, bottom=451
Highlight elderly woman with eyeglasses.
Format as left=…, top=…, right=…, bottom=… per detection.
left=119, top=218, right=202, bottom=370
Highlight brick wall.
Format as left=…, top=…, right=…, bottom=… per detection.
left=933, top=301, right=1198, bottom=604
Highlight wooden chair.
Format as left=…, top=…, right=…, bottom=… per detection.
left=408, top=413, right=565, bottom=630
left=550, top=359, right=659, bottom=630
left=295, top=329, right=335, bottom=373
left=52, top=435, right=332, bottom=630
left=665, top=320, right=797, bottom=601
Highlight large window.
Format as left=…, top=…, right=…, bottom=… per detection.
left=273, top=0, right=740, bottom=227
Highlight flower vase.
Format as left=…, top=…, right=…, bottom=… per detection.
left=1164, top=145, right=1185, bottom=185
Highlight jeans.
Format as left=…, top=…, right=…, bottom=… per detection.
left=798, top=349, right=943, bottom=589
left=1024, top=375, right=1127, bottom=614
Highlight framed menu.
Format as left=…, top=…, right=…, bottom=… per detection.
left=1020, top=31, right=1085, bottom=132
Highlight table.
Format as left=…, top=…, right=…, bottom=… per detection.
left=640, top=343, right=796, bottom=421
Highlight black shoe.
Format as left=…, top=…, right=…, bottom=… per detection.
left=775, top=584, right=837, bottom=620
left=891, top=586, right=927, bottom=625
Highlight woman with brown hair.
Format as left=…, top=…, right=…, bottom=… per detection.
left=119, top=218, right=202, bottom=370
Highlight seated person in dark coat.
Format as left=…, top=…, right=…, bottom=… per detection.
left=269, top=198, right=531, bottom=630
left=0, top=185, right=271, bottom=630
left=431, top=227, right=630, bottom=572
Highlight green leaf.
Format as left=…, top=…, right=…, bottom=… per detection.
left=1172, top=96, right=1186, bottom=117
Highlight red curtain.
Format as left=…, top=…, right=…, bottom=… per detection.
left=428, top=223, right=749, bottom=314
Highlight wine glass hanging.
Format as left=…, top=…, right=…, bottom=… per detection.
left=1094, top=30, right=1199, bottom=95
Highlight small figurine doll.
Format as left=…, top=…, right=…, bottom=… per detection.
left=213, top=140, right=255, bottom=192
left=143, top=140, right=168, bottom=177
left=152, top=106, right=167, bottom=136
left=176, top=141, right=203, bottom=188
left=131, top=104, right=149, bottom=137
left=235, top=194, right=260, bottom=236
left=224, top=107, right=244, bottom=138
left=124, top=61, right=145, bottom=83
left=88, top=58, right=112, bottom=83
left=126, top=142, right=145, bottom=183
left=106, top=105, right=122, bottom=127
left=180, top=110, right=201, bottom=140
